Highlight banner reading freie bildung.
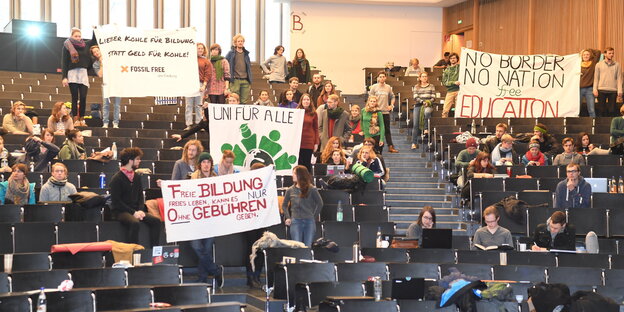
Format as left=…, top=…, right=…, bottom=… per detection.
left=456, top=48, right=581, bottom=118
left=209, top=104, right=304, bottom=175
left=161, top=165, right=280, bottom=242
left=94, top=25, right=199, bottom=98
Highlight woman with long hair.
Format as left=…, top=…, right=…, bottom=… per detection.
left=58, top=129, right=86, bottom=160
left=0, top=163, right=36, bottom=205
left=24, top=129, right=60, bottom=172
left=356, top=146, right=384, bottom=176
left=172, top=140, right=203, bottom=180
left=214, top=150, right=239, bottom=176
left=348, top=105, right=364, bottom=143
left=290, top=48, right=311, bottom=84
left=467, top=152, right=496, bottom=179
left=61, top=28, right=96, bottom=126
left=361, top=96, right=385, bottom=154
left=317, top=81, right=336, bottom=108
left=406, top=206, right=436, bottom=244
left=279, top=90, right=298, bottom=109
left=320, top=137, right=344, bottom=164
left=185, top=43, right=213, bottom=130
left=47, top=102, right=74, bottom=135
left=261, top=45, right=288, bottom=83
left=253, top=90, right=274, bottom=106
left=297, top=93, right=319, bottom=171
left=576, top=132, right=610, bottom=155
left=207, top=43, right=231, bottom=104
left=282, top=166, right=323, bottom=247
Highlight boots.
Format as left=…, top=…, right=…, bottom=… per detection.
left=388, top=145, right=399, bottom=153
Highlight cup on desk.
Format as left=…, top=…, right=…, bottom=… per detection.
left=499, top=252, right=507, bottom=266
left=3, top=254, right=12, bottom=273
left=519, top=243, right=527, bottom=251
left=133, top=253, right=142, bottom=266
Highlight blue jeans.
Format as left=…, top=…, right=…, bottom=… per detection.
left=580, top=87, right=596, bottom=117
left=290, top=218, right=316, bottom=247
left=412, top=105, right=433, bottom=144
left=103, top=97, right=121, bottom=125
left=190, top=238, right=217, bottom=283
left=185, top=95, right=203, bottom=125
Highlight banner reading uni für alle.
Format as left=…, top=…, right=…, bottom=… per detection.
left=209, top=104, right=305, bottom=176
left=456, top=48, right=581, bottom=118
left=161, top=165, right=280, bottom=242
left=93, top=25, right=199, bottom=98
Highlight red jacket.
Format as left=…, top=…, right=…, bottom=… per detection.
left=300, top=113, right=320, bottom=149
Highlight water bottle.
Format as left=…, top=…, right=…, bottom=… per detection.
left=619, top=176, right=624, bottom=194
left=470, top=119, right=476, bottom=134
left=376, top=227, right=382, bottom=248
left=36, top=287, right=46, bottom=312
left=99, top=172, right=106, bottom=189
left=352, top=242, right=360, bottom=263
left=112, top=142, right=118, bottom=160
left=0, top=158, right=7, bottom=168
left=611, top=176, right=618, bottom=193
left=29, top=161, right=35, bottom=172
left=336, top=200, right=343, bottom=222
left=373, top=276, right=382, bottom=301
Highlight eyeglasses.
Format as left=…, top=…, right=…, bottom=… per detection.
left=566, top=170, right=578, bottom=173
left=422, top=216, right=433, bottom=220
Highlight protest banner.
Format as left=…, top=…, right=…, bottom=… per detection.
left=208, top=104, right=305, bottom=175
left=456, top=48, right=581, bottom=118
left=94, top=25, right=199, bottom=98
left=161, top=165, right=280, bottom=242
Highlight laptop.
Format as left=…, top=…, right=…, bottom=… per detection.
left=326, top=165, right=345, bottom=175
left=421, top=228, right=453, bottom=249
left=584, top=178, right=608, bottom=193
left=391, top=277, right=425, bottom=300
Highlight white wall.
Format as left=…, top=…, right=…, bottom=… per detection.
left=288, top=2, right=443, bottom=94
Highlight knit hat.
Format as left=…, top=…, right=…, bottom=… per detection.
left=198, top=152, right=212, bottom=163
left=529, top=142, right=540, bottom=149
left=465, top=137, right=478, bottom=149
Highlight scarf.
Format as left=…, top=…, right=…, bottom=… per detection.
left=369, top=112, right=380, bottom=135
left=49, top=176, right=67, bottom=187
left=349, top=114, right=360, bottom=123
left=295, top=58, right=307, bottom=74
left=64, top=139, right=85, bottom=159
left=64, top=38, right=86, bottom=63
left=7, top=176, right=29, bottom=205
left=327, top=107, right=344, bottom=120
left=499, top=145, right=512, bottom=153
left=210, top=55, right=225, bottom=81
left=581, top=60, right=592, bottom=68
left=121, top=167, right=135, bottom=182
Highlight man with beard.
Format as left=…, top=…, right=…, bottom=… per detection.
left=110, top=147, right=161, bottom=247
left=318, top=94, right=351, bottom=150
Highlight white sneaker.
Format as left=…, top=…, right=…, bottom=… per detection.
left=102, top=123, right=108, bottom=128
left=113, top=123, right=119, bottom=129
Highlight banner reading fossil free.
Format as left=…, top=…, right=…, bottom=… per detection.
left=456, top=48, right=581, bottom=118
left=94, top=25, right=199, bottom=98
left=208, top=104, right=304, bottom=176
left=161, top=165, right=280, bottom=242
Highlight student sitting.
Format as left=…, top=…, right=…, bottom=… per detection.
left=39, top=163, right=77, bottom=202
left=0, top=164, right=36, bottom=205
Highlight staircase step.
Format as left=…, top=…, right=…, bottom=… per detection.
left=390, top=214, right=458, bottom=222
left=389, top=207, right=457, bottom=214
left=386, top=182, right=444, bottom=188
left=386, top=199, right=455, bottom=208
left=385, top=187, right=446, bottom=194
left=389, top=171, right=438, bottom=178
left=386, top=194, right=453, bottom=201
left=388, top=177, right=442, bottom=183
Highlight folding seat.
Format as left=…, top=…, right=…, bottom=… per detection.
left=597, top=238, right=618, bottom=254
left=311, top=163, right=327, bottom=176
left=592, top=165, right=624, bottom=179
left=505, top=178, right=538, bottom=192
left=86, top=159, right=121, bottom=174
left=547, top=267, right=602, bottom=286
left=152, top=284, right=210, bottom=306
left=98, top=221, right=127, bottom=243
left=527, top=166, right=559, bottom=178
left=447, top=143, right=467, bottom=172
left=58, top=159, right=87, bottom=173
left=263, top=247, right=313, bottom=288
left=0, top=223, right=13, bottom=254
left=407, top=248, right=456, bottom=264
left=78, top=172, right=112, bottom=188
left=126, top=264, right=181, bottom=285
left=513, top=143, right=529, bottom=158
left=69, top=268, right=126, bottom=288
left=592, top=193, right=624, bottom=209
left=22, top=204, right=64, bottom=223
left=0, top=204, right=22, bottom=223
left=611, top=255, right=624, bottom=269
left=351, top=190, right=385, bottom=206
left=336, top=262, right=387, bottom=282
left=492, top=202, right=527, bottom=235
left=94, top=286, right=152, bottom=311
left=439, top=263, right=493, bottom=280
left=38, top=289, right=95, bottom=312
left=505, top=251, right=556, bottom=266
left=353, top=205, right=388, bottom=222
left=604, top=269, right=624, bottom=287
left=358, top=222, right=395, bottom=248
left=295, top=281, right=365, bottom=309
left=27, top=172, right=50, bottom=187
left=318, top=299, right=399, bottom=312
left=398, top=300, right=458, bottom=311
left=0, top=293, right=31, bottom=312
left=527, top=207, right=561, bottom=235
left=452, top=235, right=471, bottom=250
left=363, top=178, right=382, bottom=191
left=321, top=204, right=354, bottom=222
left=518, top=190, right=553, bottom=208
left=280, top=175, right=295, bottom=188
left=492, top=265, right=546, bottom=283
left=387, top=263, right=439, bottom=280
left=213, top=232, right=247, bottom=268
left=470, top=178, right=504, bottom=202
left=566, top=208, right=607, bottom=236
left=52, top=250, right=105, bottom=270
left=312, top=245, right=352, bottom=262
left=5, top=252, right=50, bottom=272
left=158, top=149, right=183, bottom=161
left=319, top=190, right=351, bottom=207
left=11, top=269, right=70, bottom=292
left=536, top=178, right=561, bottom=192
left=480, top=191, right=516, bottom=210
left=476, top=301, right=520, bottom=312
left=594, top=285, right=624, bottom=304
left=273, top=262, right=336, bottom=306
left=0, top=272, right=10, bottom=293
left=608, top=208, right=624, bottom=236
left=322, top=221, right=359, bottom=248
left=362, top=248, right=408, bottom=263
left=494, top=166, right=526, bottom=177
left=456, top=250, right=504, bottom=265
left=587, top=155, right=622, bottom=166
left=13, top=222, right=56, bottom=253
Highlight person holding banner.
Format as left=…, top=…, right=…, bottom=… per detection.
left=580, top=49, right=602, bottom=117
left=185, top=43, right=213, bottom=130
left=61, top=28, right=97, bottom=126
left=91, top=45, right=121, bottom=128
left=110, top=147, right=161, bottom=247
left=187, top=152, right=223, bottom=285
left=207, top=43, right=230, bottom=104
left=225, top=34, right=252, bottom=104
left=171, top=140, right=203, bottom=180
left=441, top=53, right=460, bottom=118
left=297, top=93, right=319, bottom=171
left=282, top=165, right=323, bottom=247
left=214, top=150, right=240, bottom=176
left=368, top=71, right=398, bottom=153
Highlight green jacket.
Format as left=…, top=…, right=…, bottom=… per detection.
left=611, top=116, right=624, bottom=143
left=360, top=110, right=385, bottom=143
left=442, top=64, right=460, bottom=92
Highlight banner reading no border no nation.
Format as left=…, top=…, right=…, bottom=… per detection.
left=161, top=165, right=280, bottom=242
left=456, top=48, right=581, bottom=118
left=94, top=25, right=199, bottom=98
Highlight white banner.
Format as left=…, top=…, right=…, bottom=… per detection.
left=94, top=25, right=199, bottom=98
left=161, top=165, right=281, bottom=242
left=208, top=104, right=305, bottom=175
left=456, top=48, right=581, bottom=118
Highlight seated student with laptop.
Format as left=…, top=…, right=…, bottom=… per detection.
left=472, top=206, right=513, bottom=250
